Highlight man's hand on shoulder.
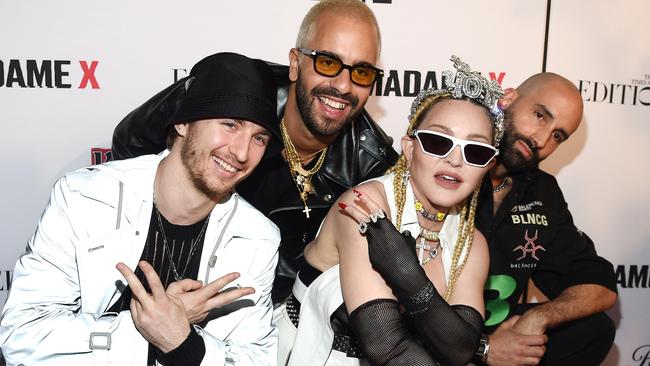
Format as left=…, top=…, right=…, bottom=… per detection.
left=487, top=316, right=547, bottom=366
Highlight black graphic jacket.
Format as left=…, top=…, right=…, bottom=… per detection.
left=475, top=168, right=617, bottom=332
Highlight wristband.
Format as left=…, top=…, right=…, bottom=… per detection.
left=473, top=333, right=490, bottom=364
left=405, top=282, right=436, bottom=315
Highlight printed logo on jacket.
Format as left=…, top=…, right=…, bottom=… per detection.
left=0, top=59, right=100, bottom=89
left=507, top=200, right=549, bottom=269
left=509, top=200, right=548, bottom=227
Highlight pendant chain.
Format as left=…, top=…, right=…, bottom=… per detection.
left=155, top=205, right=209, bottom=281
left=413, top=194, right=446, bottom=265
left=280, top=117, right=328, bottom=218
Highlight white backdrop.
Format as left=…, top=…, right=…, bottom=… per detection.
left=540, top=1, right=650, bottom=364
left=0, top=1, right=647, bottom=364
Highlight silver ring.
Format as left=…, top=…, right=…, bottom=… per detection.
left=358, top=221, right=369, bottom=234
left=369, top=209, right=386, bottom=223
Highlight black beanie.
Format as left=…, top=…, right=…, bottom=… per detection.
left=168, top=52, right=279, bottom=140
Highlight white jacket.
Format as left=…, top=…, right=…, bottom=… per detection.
left=0, top=153, right=280, bottom=366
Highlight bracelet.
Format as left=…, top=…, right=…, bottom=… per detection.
left=405, top=282, right=436, bottom=315
left=473, top=333, right=490, bottom=364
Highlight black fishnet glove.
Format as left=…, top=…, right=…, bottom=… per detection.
left=364, top=216, right=428, bottom=301
left=365, top=217, right=483, bottom=366
left=349, top=299, right=440, bottom=366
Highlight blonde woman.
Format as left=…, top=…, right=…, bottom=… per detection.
left=278, top=56, right=503, bottom=366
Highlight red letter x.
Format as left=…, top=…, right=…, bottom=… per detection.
left=489, top=72, right=506, bottom=87
left=79, top=61, right=100, bottom=89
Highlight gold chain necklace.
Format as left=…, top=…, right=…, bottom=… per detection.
left=280, top=117, right=328, bottom=218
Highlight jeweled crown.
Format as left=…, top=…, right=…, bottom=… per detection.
left=409, top=55, right=505, bottom=146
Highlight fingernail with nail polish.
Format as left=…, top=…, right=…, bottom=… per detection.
left=353, top=189, right=362, bottom=197
left=338, top=203, right=348, bottom=209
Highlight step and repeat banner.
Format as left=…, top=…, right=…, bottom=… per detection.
left=0, top=0, right=647, bottom=364
left=542, top=2, right=650, bottom=364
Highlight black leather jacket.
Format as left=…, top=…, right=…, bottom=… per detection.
left=112, top=63, right=398, bottom=303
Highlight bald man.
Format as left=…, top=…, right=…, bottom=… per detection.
left=473, top=73, right=617, bottom=366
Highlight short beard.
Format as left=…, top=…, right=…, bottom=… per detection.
left=295, top=73, right=359, bottom=137
left=499, top=112, right=540, bottom=174
left=180, top=125, right=230, bottom=198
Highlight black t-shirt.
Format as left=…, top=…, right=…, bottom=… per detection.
left=109, top=205, right=208, bottom=311
left=475, top=169, right=617, bottom=333
left=108, top=205, right=209, bottom=366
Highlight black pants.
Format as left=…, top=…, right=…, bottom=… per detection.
left=512, top=304, right=616, bottom=366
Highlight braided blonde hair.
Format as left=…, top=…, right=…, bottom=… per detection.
left=388, top=92, right=484, bottom=301
left=389, top=92, right=450, bottom=230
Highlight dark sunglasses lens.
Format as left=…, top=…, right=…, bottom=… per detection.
left=419, top=133, right=454, bottom=156
left=464, top=144, right=496, bottom=166
left=314, top=54, right=343, bottom=76
left=350, top=66, right=377, bottom=86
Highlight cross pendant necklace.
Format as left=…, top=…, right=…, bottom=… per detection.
left=280, top=118, right=327, bottom=220
left=296, top=179, right=311, bottom=218
left=296, top=175, right=312, bottom=218
left=415, top=237, right=441, bottom=265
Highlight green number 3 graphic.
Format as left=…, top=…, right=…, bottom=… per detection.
left=484, top=275, right=517, bottom=327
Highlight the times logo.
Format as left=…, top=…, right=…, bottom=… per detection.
left=0, top=59, right=100, bottom=89
left=579, top=78, right=649, bottom=106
